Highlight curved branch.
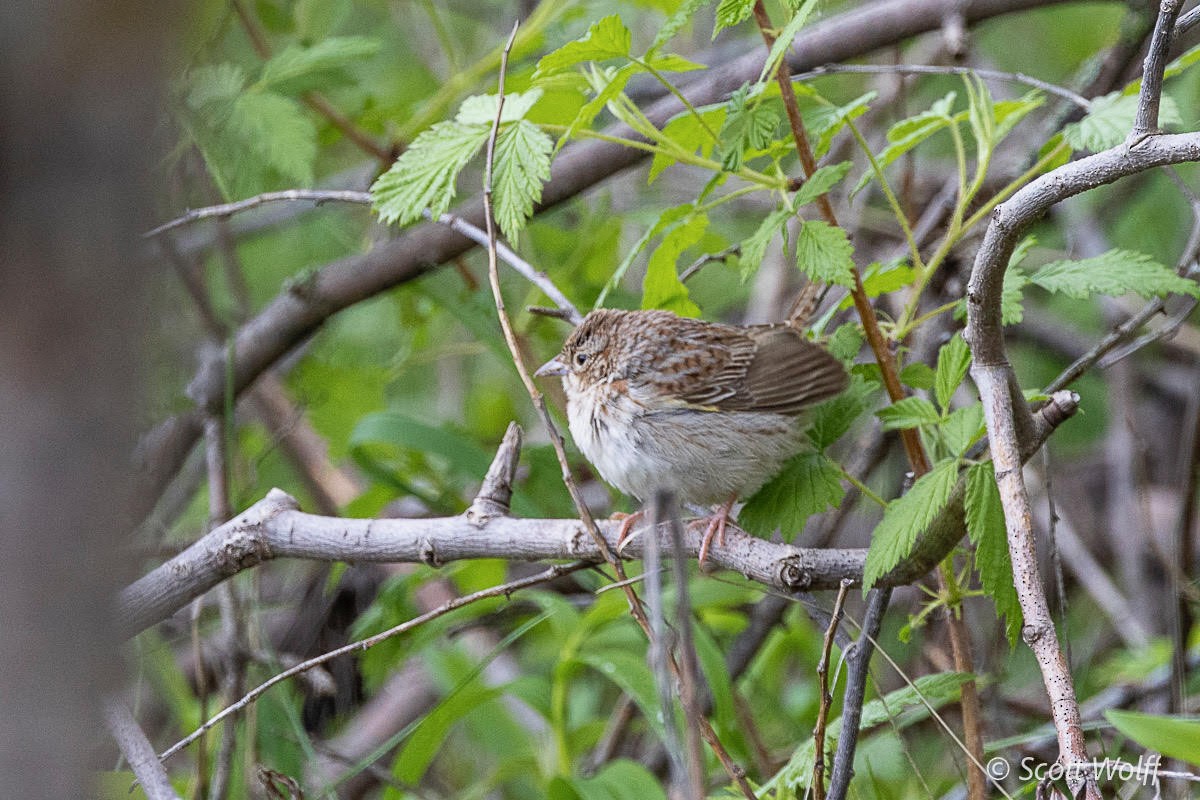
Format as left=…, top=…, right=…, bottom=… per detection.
left=964, top=128, right=1200, bottom=796
left=137, top=0, right=1077, bottom=506
left=120, top=391, right=1079, bottom=638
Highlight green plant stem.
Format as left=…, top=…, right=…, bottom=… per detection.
left=840, top=467, right=887, bottom=508
left=631, top=57, right=720, bottom=143
left=845, top=117, right=923, bottom=270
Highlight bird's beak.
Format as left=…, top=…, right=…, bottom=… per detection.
left=535, top=356, right=568, bottom=378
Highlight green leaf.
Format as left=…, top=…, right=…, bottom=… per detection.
left=642, top=212, right=706, bottom=316
left=455, top=89, right=543, bottom=125
left=826, top=322, right=864, bottom=363
left=649, top=107, right=725, bottom=183
left=1106, top=710, right=1200, bottom=765
left=294, top=0, right=352, bottom=42
left=900, top=361, right=936, bottom=390
left=257, top=36, right=379, bottom=94
left=1000, top=266, right=1030, bottom=325
left=1031, top=249, right=1200, bottom=300
left=713, top=0, right=755, bottom=37
left=559, top=760, right=669, bottom=800
left=575, top=649, right=665, bottom=740
left=941, top=403, right=984, bottom=456
left=758, top=0, right=820, bottom=84
left=993, top=90, right=1045, bottom=144
left=738, top=451, right=845, bottom=539
left=644, top=53, right=707, bottom=73
left=737, top=207, right=792, bottom=279
left=807, top=90, right=875, bottom=158
left=718, top=85, right=780, bottom=170
left=807, top=372, right=876, bottom=449
left=859, top=260, right=914, bottom=299
left=792, top=160, right=852, bottom=208
left=796, top=220, right=855, bottom=287
left=851, top=92, right=954, bottom=197
left=1163, top=42, right=1200, bottom=83
left=863, top=458, right=960, bottom=588
left=876, top=396, right=940, bottom=430
left=392, top=683, right=506, bottom=783
left=554, top=64, right=637, bottom=154
left=965, top=462, right=1021, bottom=645
left=185, top=63, right=245, bottom=117
left=650, top=0, right=710, bottom=53
left=371, top=121, right=490, bottom=226
left=230, top=92, right=318, bottom=185
left=934, top=334, right=971, bottom=411
left=764, top=671, right=974, bottom=793
left=1062, top=91, right=1183, bottom=151
left=535, top=15, right=631, bottom=76
left=492, top=120, right=553, bottom=246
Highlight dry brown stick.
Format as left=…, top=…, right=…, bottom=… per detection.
left=480, top=25, right=755, bottom=798
left=812, top=579, right=851, bottom=800
left=156, top=559, right=590, bottom=764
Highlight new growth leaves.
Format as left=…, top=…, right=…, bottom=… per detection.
left=371, top=90, right=553, bottom=245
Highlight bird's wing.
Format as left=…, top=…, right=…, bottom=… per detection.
left=636, top=319, right=847, bottom=416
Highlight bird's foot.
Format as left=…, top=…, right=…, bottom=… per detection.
left=613, top=509, right=646, bottom=555
left=693, top=496, right=737, bottom=567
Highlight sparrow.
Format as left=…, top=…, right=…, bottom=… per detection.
left=535, top=308, right=848, bottom=563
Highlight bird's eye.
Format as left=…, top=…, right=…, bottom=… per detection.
left=575, top=352, right=589, bottom=366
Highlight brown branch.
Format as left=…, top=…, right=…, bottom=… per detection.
left=137, top=0, right=1077, bottom=516
left=143, top=190, right=372, bottom=238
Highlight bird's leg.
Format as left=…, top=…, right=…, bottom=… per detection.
left=613, top=509, right=646, bottom=554
left=696, top=495, right=737, bottom=566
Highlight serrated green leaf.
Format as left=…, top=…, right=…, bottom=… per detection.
left=1031, top=249, right=1200, bottom=300
left=876, top=396, right=940, bottom=430
left=650, top=0, right=710, bottom=54
left=796, top=220, right=855, bottom=287
left=233, top=92, right=318, bottom=184
left=737, top=207, right=792, bottom=279
left=649, top=107, right=725, bottom=183
left=1105, top=710, right=1200, bottom=765
left=863, top=458, right=960, bottom=588
left=993, top=90, right=1045, bottom=143
left=826, top=322, right=864, bottom=363
left=738, top=451, right=845, bottom=539
left=554, top=64, right=637, bottom=154
left=934, top=334, right=971, bottom=411
left=492, top=120, right=553, bottom=246
left=861, top=260, right=914, bottom=297
left=718, top=85, right=780, bottom=170
left=1001, top=266, right=1029, bottom=325
left=535, top=15, right=631, bottom=76
left=185, top=63, right=245, bottom=117
left=455, top=89, right=543, bottom=125
left=807, top=372, right=875, bottom=449
left=900, top=361, right=935, bottom=390
left=793, top=160, right=852, bottom=207
left=808, top=90, right=876, bottom=158
left=1062, top=91, right=1183, bottom=151
left=965, top=462, right=1021, bottom=645
left=713, top=0, right=755, bottom=37
left=757, top=0, right=819, bottom=84
left=257, top=36, right=379, bottom=94
left=941, top=403, right=984, bottom=456
left=371, top=121, right=490, bottom=226
left=642, top=213, right=706, bottom=316
left=851, top=92, right=954, bottom=197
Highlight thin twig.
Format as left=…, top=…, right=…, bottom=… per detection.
left=427, top=209, right=583, bottom=325
left=794, top=63, right=1091, bottom=109
left=144, top=190, right=371, bottom=238
left=157, top=560, right=590, bottom=763
left=812, top=579, right=851, bottom=800
left=105, top=699, right=183, bottom=800
left=668, top=496, right=706, bottom=798
left=1130, top=0, right=1186, bottom=141
left=480, top=24, right=754, bottom=798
